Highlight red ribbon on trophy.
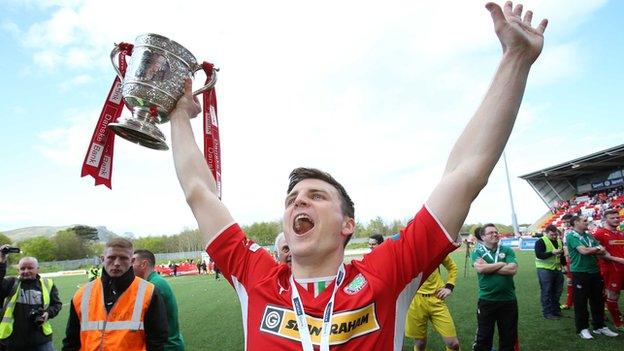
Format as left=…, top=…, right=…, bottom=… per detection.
left=201, top=62, right=222, bottom=199
left=82, top=37, right=221, bottom=193
left=80, top=43, right=134, bottom=189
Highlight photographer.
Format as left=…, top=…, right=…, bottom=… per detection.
left=0, top=245, right=62, bottom=351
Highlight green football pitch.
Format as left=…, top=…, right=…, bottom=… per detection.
left=48, top=250, right=623, bottom=350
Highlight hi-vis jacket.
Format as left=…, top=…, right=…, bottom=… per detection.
left=73, top=276, right=154, bottom=350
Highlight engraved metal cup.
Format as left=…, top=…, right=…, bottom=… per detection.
left=108, top=33, right=217, bottom=150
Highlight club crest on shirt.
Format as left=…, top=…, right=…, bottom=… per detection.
left=498, top=253, right=506, bottom=259
left=242, top=238, right=261, bottom=252
left=343, top=273, right=367, bottom=295
left=259, top=303, right=380, bottom=345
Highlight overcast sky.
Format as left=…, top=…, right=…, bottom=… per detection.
left=1, top=0, right=622, bottom=236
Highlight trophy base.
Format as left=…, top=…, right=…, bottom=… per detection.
left=108, top=109, right=169, bottom=150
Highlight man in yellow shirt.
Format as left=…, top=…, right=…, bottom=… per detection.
left=405, top=255, right=460, bottom=350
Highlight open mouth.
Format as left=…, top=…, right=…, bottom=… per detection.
left=293, top=213, right=315, bottom=235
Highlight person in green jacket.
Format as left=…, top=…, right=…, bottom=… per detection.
left=133, top=249, right=185, bottom=351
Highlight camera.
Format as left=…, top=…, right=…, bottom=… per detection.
left=28, top=307, right=46, bottom=326
left=0, top=247, right=20, bottom=254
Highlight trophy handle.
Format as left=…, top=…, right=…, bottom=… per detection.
left=192, top=67, right=218, bottom=96
left=110, top=45, right=124, bottom=80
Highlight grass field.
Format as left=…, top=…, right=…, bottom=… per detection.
left=47, top=250, right=623, bottom=350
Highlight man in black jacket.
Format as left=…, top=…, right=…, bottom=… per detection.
left=0, top=247, right=62, bottom=351
left=534, top=225, right=567, bottom=319
left=62, top=237, right=168, bottom=350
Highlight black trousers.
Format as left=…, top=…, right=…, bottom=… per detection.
left=473, top=299, right=518, bottom=351
left=571, top=272, right=605, bottom=333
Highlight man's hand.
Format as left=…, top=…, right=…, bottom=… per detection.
left=41, top=311, right=49, bottom=323
left=0, top=245, right=8, bottom=264
left=486, top=1, right=548, bottom=64
left=172, top=78, right=201, bottom=120
left=435, top=288, right=453, bottom=300
left=552, top=248, right=563, bottom=256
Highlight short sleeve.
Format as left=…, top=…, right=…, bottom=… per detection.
left=593, top=230, right=607, bottom=246
left=355, top=205, right=458, bottom=294
left=206, top=224, right=278, bottom=288
left=505, top=247, right=517, bottom=264
left=566, top=233, right=581, bottom=250
left=470, top=249, right=480, bottom=264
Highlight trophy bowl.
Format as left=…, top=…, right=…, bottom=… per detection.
left=108, top=33, right=216, bottom=150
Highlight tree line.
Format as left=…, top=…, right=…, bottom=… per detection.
left=0, top=219, right=521, bottom=263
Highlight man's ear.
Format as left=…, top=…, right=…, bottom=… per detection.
left=341, top=217, right=356, bottom=237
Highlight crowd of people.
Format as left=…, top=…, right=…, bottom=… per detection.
left=360, top=206, right=624, bottom=350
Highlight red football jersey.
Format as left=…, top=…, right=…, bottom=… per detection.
left=206, top=206, right=457, bottom=350
left=594, top=227, right=624, bottom=272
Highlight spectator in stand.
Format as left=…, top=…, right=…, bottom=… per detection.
left=593, top=209, right=624, bottom=332
left=534, top=225, right=566, bottom=319
left=566, top=215, right=618, bottom=339
left=560, top=213, right=574, bottom=310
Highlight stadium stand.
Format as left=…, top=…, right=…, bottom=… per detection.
left=520, top=144, right=624, bottom=233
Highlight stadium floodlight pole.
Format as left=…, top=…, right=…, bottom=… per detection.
left=503, top=151, right=520, bottom=237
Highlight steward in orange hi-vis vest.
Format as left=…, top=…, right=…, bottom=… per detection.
left=73, top=276, right=154, bottom=350
left=63, top=268, right=168, bottom=351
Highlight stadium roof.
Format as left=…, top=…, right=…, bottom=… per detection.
left=519, top=144, right=624, bottom=211
left=520, top=143, right=624, bottom=181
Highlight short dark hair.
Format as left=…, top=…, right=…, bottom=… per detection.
left=604, top=209, right=619, bottom=217
left=570, top=215, right=585, bottom=227
left=369, top=234, right=384, bottom=245
left=288, top=168, right=354, bottom=218
left=561, top=213, right=573, bottom=225
left=288, top=168, right=355, bottom=246
left=473, top=226, right=483, bottom=241
left=482, top=223, right=497, bottom=233
left=134, top=249, right=156, bottom=267
left=544, top=224, right=558, bottom=233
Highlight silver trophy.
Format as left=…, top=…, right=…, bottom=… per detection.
left=108, top=33, right=217, bottom=150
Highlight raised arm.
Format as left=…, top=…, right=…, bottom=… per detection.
left=426, top=1, right=548, bottom=238
left=170, top=79, right=234, bottom=245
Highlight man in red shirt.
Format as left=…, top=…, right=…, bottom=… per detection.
left=168, top=2, right=548, bottom=350
left=593, top=209, right=624, bottom=332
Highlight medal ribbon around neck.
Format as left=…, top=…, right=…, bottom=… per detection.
left=289, top=264, right=346, bottom=351
left=478, top=242, right=501, bottom=263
